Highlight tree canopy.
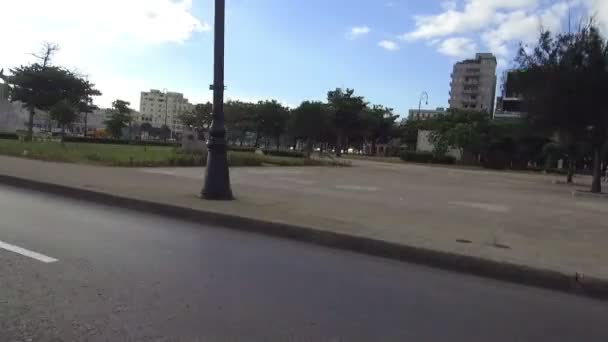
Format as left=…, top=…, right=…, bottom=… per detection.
left=515, top=21, right=608, bottom=192
left=1, top=44, right=100, bottom=139
left=105, top=100, right=133, bottom=139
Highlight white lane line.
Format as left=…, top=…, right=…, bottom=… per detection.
left=335, top=185, right=379, bottom=192
left=0, top=240, right=58, bottom=263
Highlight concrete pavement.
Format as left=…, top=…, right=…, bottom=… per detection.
left=0, top=155, right=607, bottom=296
left=1, top=186, right=608, bottom=341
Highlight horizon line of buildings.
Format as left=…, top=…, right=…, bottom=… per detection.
left=0, top=87, right=196, bottom=137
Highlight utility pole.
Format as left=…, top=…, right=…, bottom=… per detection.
left=202, top=0, right=233, bottom=200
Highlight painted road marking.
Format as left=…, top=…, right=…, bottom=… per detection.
left=277, top=177, right=317, bottom=185
left=335, top=185, right=379, bottom=192
left=0, top=240, right=58, bottom=263
left=449, top=201, right=510, bottom=213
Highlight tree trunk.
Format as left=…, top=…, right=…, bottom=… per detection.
left=276, top=135, right=280, bottom=151
left=83, top=112, right=88, bottom=137
left=254, top=129, right=261, bottom=148
left=26, top=107, right=35, bottom=141
left=591, top=146, right=602, bottom=193
left=371, top=140, right=377, bottom=156
left=566, top=159, right=575, bottom=184
left=335, top=130, right=343, bottom=157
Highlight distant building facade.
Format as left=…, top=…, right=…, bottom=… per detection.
left=139, top=89, right=194, bottom=134
left=0, top=99, right=50, bottom=133
left=416, top=130, right=462, bottom=161
left=448, top=53, right=497, bottom=113
left=408, top=107, right=448, bottom=121
left=494, top=70, right=526, bottom=120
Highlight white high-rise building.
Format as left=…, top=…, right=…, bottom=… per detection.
left=138, top=89, right=194, bottom=134
left=448, top=53, right=497, bottom=113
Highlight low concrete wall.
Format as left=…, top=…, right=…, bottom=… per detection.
left=416, top=130, right=462, bottom=160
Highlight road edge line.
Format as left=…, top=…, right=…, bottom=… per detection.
left=1, top=174, right=606, bottom=300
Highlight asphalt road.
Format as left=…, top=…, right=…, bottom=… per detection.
left=0, top=185, right=607, bottom=341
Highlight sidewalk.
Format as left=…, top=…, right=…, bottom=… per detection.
left=1, top=155, right=607, bottom=297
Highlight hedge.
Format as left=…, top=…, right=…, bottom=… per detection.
left=263, top=150, right=306, bottom=158
left=400, top=151, right=456, bottom=165
left=228, top=146, right=257, bottom=153
left=0, top=133, right=18, bottom=140
left=62, top=136, right=179, bottom=147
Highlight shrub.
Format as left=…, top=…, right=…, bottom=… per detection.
left=400, top=151, right=456, bottom=165
left=400, top=151, right=434, bottom=163
left=0, top=133, right=18, bottom=140
left=228, top=152, right=264, bottom=166
left=263, top=150, right=306, bottom=158
left=228, top=146, right=256, bottom=153
left=62, top=136, right=179, bottom=147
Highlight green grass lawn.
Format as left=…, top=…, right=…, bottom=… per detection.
left=0, top=139, right=347, bottom=167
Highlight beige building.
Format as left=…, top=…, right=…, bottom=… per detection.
left=139, top=89, right=194, bottom=134
left=448, top=53, right=497, bottom=113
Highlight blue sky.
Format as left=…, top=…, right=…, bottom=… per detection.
left=1, top=0, right=606, bottom=118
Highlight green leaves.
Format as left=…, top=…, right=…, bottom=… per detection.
left=105, top=100, right=133, bottom=138
left=179, top=102, right=212, bottom=130
left=49, top=100, right=78, bottom=129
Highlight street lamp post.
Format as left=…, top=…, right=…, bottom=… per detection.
left=202, top=0, right=233, bottom=200
left=418, top=91, right=429, bottom=117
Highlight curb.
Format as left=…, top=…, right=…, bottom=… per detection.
left=572, top=189, right=608, bottom=199
left=1, top=174, right=607, bottom=300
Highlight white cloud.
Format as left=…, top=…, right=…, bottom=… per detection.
left=586, top=0, right=608, bottom=34
left=0, top=0, right=209, bottom=108
left=402, top=0, right=538, bottom=40
left=378, top=40, right=400, bottom=51
left=401, top=0, right=584, bottom=64
left=482, top=2, right=570, bottom=57
left=437, top=37, right=478, bottom=57
left=348, top=26, right=371, bottom=39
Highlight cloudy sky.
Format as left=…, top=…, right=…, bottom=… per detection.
left=1, top=0, right=607, bottom=116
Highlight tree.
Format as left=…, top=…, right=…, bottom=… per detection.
left=515, top=22, right=608, bottom=193
left=1, top=43, right=101, bottom=140
left=31, top=42, right=60, bottom=68
left=429, top=109, right=491, bottom=163
left=257, top=100, right=290, bottom=150
left=327, top=88, right=367, bottom=156
left=105, top=100, right=133, bottom=139
left=140, top=122, right=153, bottom=133
left=399, top=119, right=422, bottom=151
left=178, top=102, right=212, bottom=138
left=362, top=105, right=398, bottom=155
left=290, top=101, right=331, bottom=155
left=159, top=125, right=172, bottom=141
left=225, top=100, right=256, bottom=145
left=76, top=79, right=101, bottom=137
left=49, top=100, right=77, bottom=134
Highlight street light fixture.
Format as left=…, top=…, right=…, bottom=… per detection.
left=201, top=0, right=233, bottom=200
left=418, top=91, right=429, bottom=117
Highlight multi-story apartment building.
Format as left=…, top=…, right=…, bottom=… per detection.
left=138, top=89, right=194, bottom=134
left=448, top=53, right=497, bottom=113
left=494, top=70, right=526, bottom=120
